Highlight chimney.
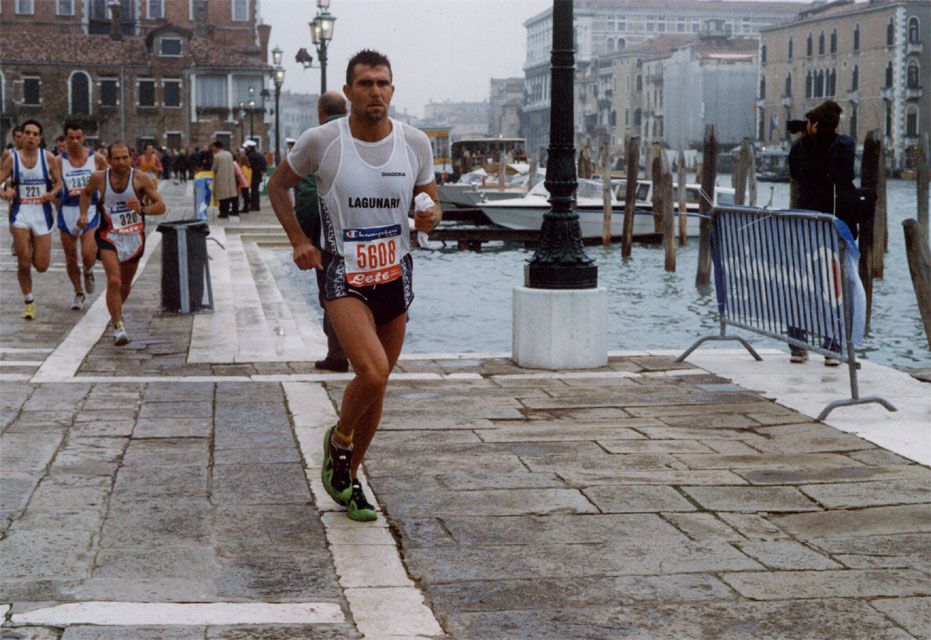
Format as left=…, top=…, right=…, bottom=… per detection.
left=257, top=23, right=271, bottom=60
left=108, top=0, right=122, bottom=41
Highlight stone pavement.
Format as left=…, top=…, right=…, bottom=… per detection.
left=1, top=182, right=929, bottom=639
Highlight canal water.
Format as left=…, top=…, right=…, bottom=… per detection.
left=284, top=178, right=930, bottom=373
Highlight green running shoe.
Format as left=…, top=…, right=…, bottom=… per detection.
left=321, top=426, right=352, bottom=506
left=347, top=479, right=377, bottom=522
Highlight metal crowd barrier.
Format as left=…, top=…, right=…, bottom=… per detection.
left=677, top=205, right=895, bottom=420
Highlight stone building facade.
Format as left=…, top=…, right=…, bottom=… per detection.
left=758, top=0, right=929, bottom=168
left=523, top=0, right=800, bottom=156
left=0, top=0, right=273, bottom=152
left=423, top=100, right=488, bottom=141
left=488, top=77, right=523, bottom=139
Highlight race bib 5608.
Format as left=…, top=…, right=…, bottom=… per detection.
left=343, top=224, right=402, bottom=287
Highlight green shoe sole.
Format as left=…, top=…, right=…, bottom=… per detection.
left=321, top=427, right=352, bottom=506
left=347, top=501, right=378, bottom=522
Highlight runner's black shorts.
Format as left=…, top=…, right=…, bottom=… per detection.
left=316, top=250, right=413, bottom=326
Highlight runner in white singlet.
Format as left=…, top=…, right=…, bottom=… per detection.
left=268, top=50, right=442, bottom=522
left=57, top=122, right=108, bottom=310
left=0, top=120, right=63, bottom=320
left=78, top=142, right=166, bottom=345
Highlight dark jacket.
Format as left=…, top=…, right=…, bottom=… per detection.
left=788, top=132, right=856, bottom=215
left=247, top=149, right=267, bottom=180
left=294, top=114, right=346, bottom=247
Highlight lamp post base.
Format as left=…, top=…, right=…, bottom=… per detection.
left=512, top=286, right=608, bottom=370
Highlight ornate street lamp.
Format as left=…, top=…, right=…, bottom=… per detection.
left=527, top=0, right=595, bottom=289
left=309, top=0, right=335, bottom=94
left=273, top=65, right=285, bottom=165
left=272, top=45, right=282, bottom=67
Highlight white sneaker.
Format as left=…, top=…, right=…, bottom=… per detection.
left=71, top=292, right=86, bottom=310
left=113, top=322, right=130, bottom=346
left=84, top=269, right=95, bottom=294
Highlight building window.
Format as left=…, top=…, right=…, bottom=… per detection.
left=607, top=38, right=615, bottom=52
left=646, top=21, right=654, bottom=31
left=887, top=17, right=895, bottom=45
left=0, top=72, right=5, bottom=112
left=618, top=21, right=625, bottom=31
left=231, top=0, right=248, bottom=22
left=759, top=76, right=765, bottom=99
left=829, top=68, right=837, bottom=96
left=625, top=106, right=629, bottom=125
left=138, top=79, right=156, bottom=107
left=196, top=74, right=227, bottom=107
left=785, top=72, right=792, bottom=96
left=16, top=0, right=34, bottom=14
left=886, top=61, right=893, bottom=88
left=885, top=102, right=892, bottom=136
left=164, top=79, right=181, bottom=107
left=830, top=27, right=837, bottom=53
left=818, top=30, right=825, bottom=55
left=807, top=31, right=813, bottom=56
left=617, top=38, right=625, bottom=49
left=758, top=107, right=766, bottom=140
left=57, top=0, right=74, bottom=15
left=851, top=64, right=859, bottom=91
left=69, top=71, right=90, bottom=114
left=788, top=35, right=793, bottom=60
left=908, top=17, right=919, bottom=42
left=148, top=0, right=163, bottom=19
left=806, top=71, right=812, bottom=98
left=23, top=77, right=40, bottom=105
left=160, top=37, right=182, bottom=56
left=635, top=73, right=642, bottom=92
left=853, top=24, right=860, bottom=51
left=907, top=61, right=919, bottom=88
left=761, top=42, right=766, bottom=63
left=907, top=107, right=918, bottom=136
left=100, top=79, right=118, bottom=106
left=657, top=23, right=665, bottom=32
left=633, top=108, right=641, bottom=127
left=166, top=132, right=182, bottom=150
left=850, top=106, right=857, bottom=139
left=233, top=76, right=263, bottom=104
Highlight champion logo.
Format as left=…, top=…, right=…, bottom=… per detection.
left=381, top=171, right=406, bottom=177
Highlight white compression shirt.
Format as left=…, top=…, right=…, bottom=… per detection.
left=287, top=118, right=434, bottom=196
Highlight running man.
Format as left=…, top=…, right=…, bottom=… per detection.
left=0, top=120, right=63, bottom=320
left=57, top=121, right=108, bottom=310
left=268, top=50, right=442, bottom=521
left=78, top=142, right=165, bottom=345
left=134, top=143, right=162, bottom=189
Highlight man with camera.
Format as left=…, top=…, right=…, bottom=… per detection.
left=786, top=99, right=858, bottom=365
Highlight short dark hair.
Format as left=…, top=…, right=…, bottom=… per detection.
left=13, top=125, right=23, bottom=134
left=21, top=119, right=43, bottom=135
left=318, top=92, right=348, bottom=118
left=211, top=140, right=223, bottom=150
left=108, top=141, right=129, bottom=157
left=346, top=49, right=392, bottom=86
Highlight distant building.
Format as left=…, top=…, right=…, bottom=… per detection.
left=279, top=90, right=320, bottom=143
left=758, top=0, right=929, bottom=169
left=523, top=0, right=801, bottom=155
left=0, top=0, right=273, bottom=152
left=488, top=78, right=523, bottom=139
left=424, top=100, right=488, bottom=140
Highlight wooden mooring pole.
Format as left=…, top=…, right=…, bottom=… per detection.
left=903, top=219, right=931, bottom=349
left=917, top=132, right=929, bottom=247
left=621, top=135, right=639, bottom=258
left=677, top=149, right=687, bottom=245
left=860, top=130, right=880, bottom=322
left=602, top=142, right=612, bottom=246
left=650, top=144, right=675, bottom=271
left=734, top=137, right=750, bottom=206
left=696, top=125, right=717, bottom=286
left=873, top=141, right=887, bottom=277
left=748, top=141, right=757, bottom=207
left=651, top=143, right=664, bottom=233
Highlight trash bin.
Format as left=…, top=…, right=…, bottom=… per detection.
left=156, top=219, right=214, bottom=313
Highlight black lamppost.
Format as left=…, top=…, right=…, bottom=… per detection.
left=310, top=0, right=335, bottom=94
left=237, top=112, right=245, bottom=146
left=272, top=46, right=286, bottom=165
left=248, top=95, right=255, bottom=140
left=526, top=0, right=596, bottom=289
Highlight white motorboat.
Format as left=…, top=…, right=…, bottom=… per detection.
left=480, top=179, right=735, bottom=239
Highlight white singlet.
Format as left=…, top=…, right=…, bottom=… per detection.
left=9, top=150, right=54, bottom=236
left=58, top=149, right=99, bottom=235
left=96, top=168, right=145, bottom=263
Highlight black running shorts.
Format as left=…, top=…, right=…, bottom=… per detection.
left=316, top=250, right=413, bottom=326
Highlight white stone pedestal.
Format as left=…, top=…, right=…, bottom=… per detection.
left=512, top=286, right=608, bottom=370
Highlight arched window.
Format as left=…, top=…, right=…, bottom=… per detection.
left=635, top=74, right=642, bottom=92
left=830, top=27, right=837, bottom=53
left=617, top=38, right=625, bottom=49
left=816, top=70, right=825, bottom=97
left=907, top=60, right=919, bottom=88
left=807, top=31, right=813, bottom=56
left=788, top=35, right=793, bottom=60
left=69, top=71, right=91, bottom=115
left=853, top=24, right=860, bottom=51
left=906, top=105, right=918, bottom=136
left=850, top=105, right=857, bottom=139
left=908, top=17, right=919, bottom=42
left=886, top=61, right=894, bottom=88
left=818, top=29, right=825, bottom=55
left=633, top=108, right=642, bottom=127
left=851, top=64, right=859, bottom=91
left=805, top=70, right=812, bottom=98
left=830, top=68, right=837, bottom=96
left=785, top=72, right=792, bottom=96
left=761, top=41, right=767, bottom=63
left=759, top=76, right=765, bottom=99
left=887, top=17, right=895, bottom=45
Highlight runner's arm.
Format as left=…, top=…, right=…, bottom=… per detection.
left=134, top=172, right=166, bottom=215
left=0, top=154, right=14, bottom=200
left=77, top=170, right=104, bottom=229
left=96, top=153, right=109, bottom=170
left=412, top=180, right=442, bottom=232
left=43, top=151, right=63, bottom=203
left=268, top=157, right=320, bottom=271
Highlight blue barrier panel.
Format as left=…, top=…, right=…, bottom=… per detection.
left=194, top=174, right=214, bottom=221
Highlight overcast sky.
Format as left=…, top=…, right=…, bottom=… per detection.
left=261, top=0, right=807, bottom=119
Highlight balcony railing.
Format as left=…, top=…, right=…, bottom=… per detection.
left=880, top=86, right=894, bottom=100
left=905, top=86, right=923, bottom=100
left=906, top=39, right=923, bottom=55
